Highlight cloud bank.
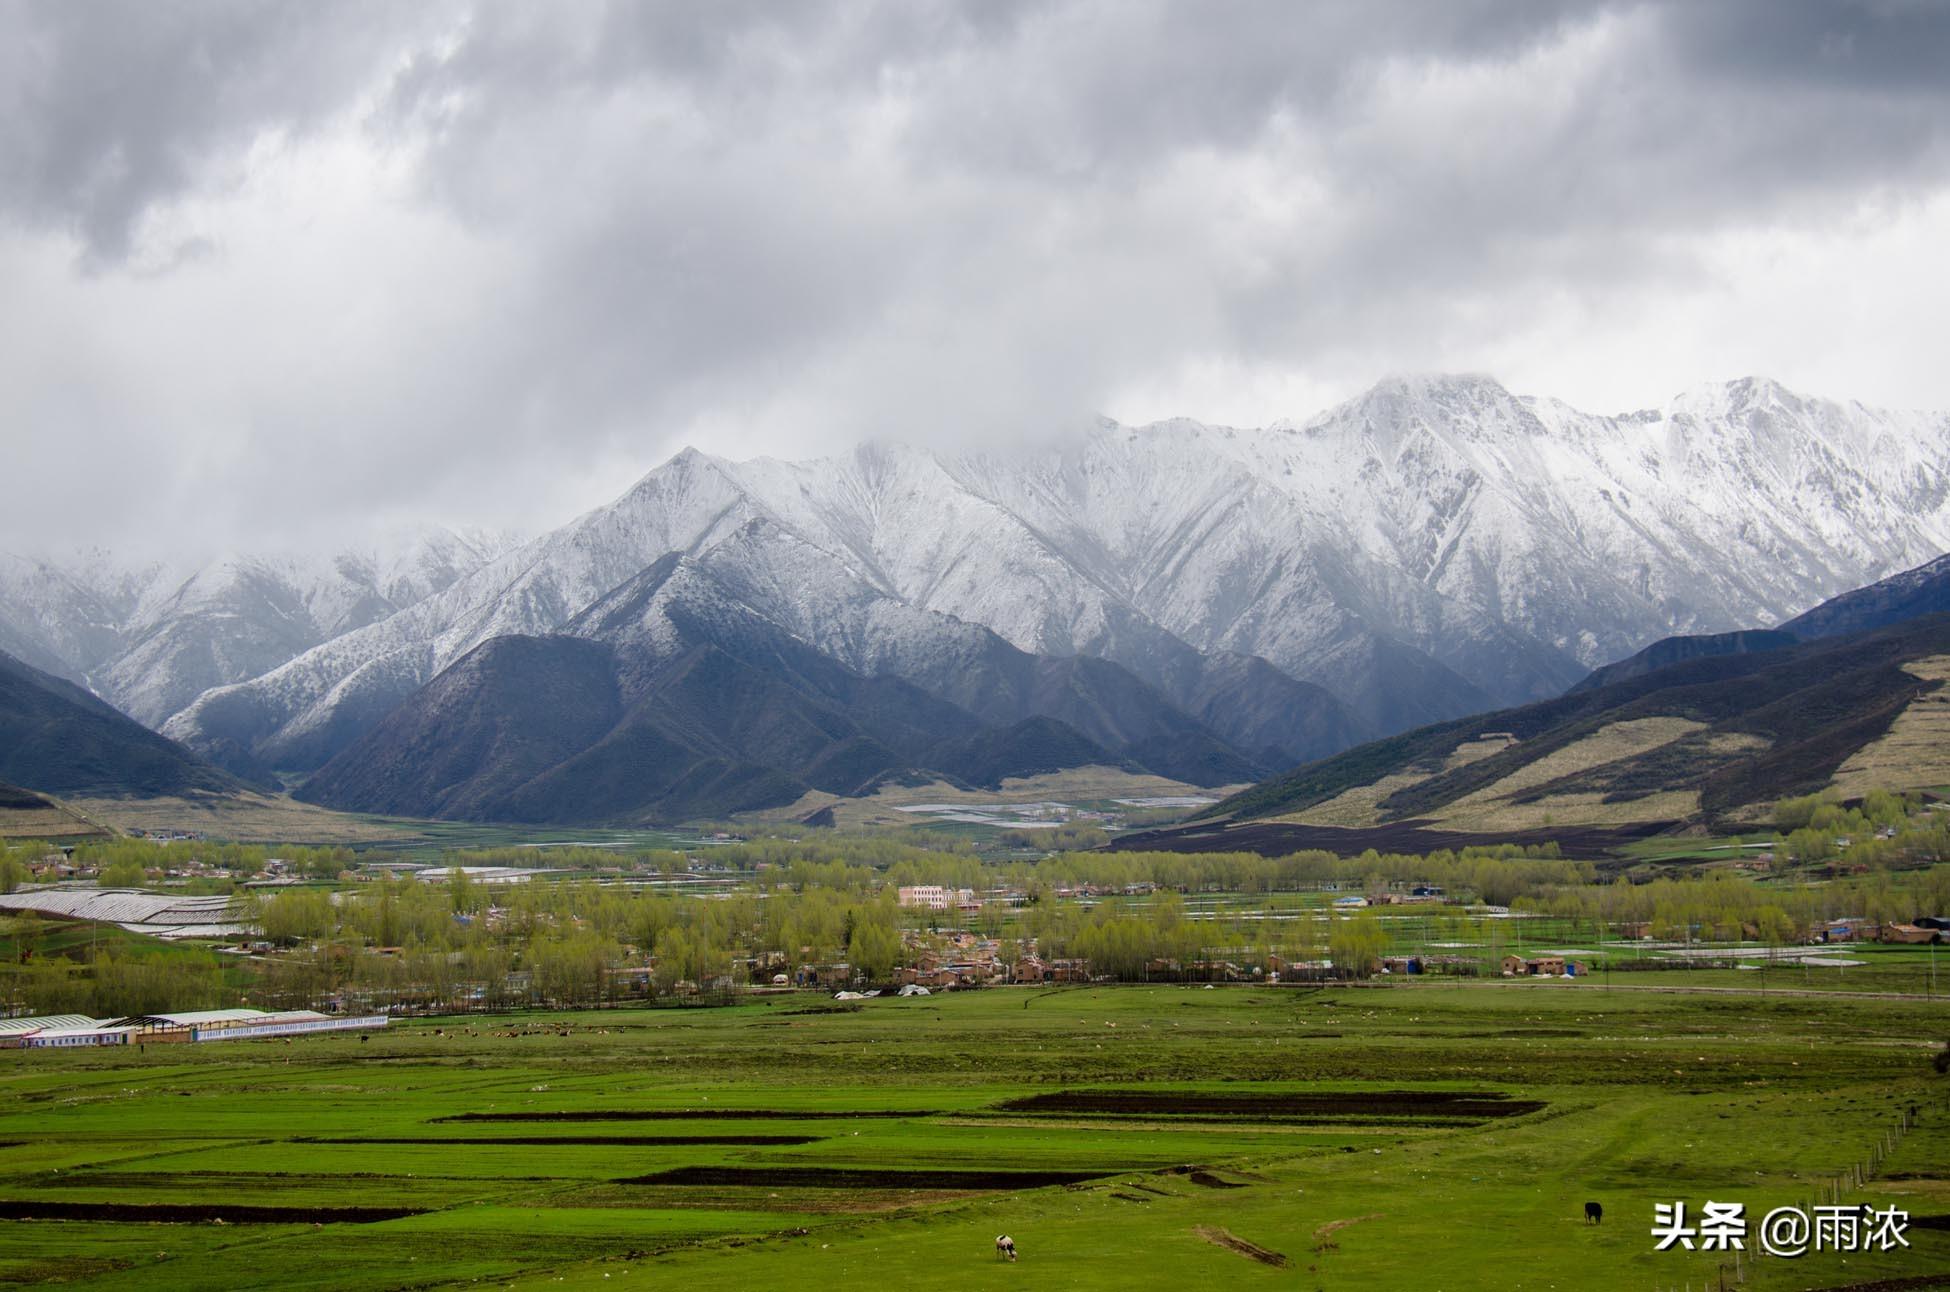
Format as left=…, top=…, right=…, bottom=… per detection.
left=3, top=0, right=1948, bottom=556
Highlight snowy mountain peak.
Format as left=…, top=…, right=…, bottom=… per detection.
left=12, top=373, right=1949, bottom=802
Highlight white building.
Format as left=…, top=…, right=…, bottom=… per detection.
left=896, top=885, right=976, bottom=911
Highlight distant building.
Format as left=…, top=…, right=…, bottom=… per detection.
left=897, top=886, right=975, bottom=911
left=1502, top=955, right=1575, bottom=977
left=1817, top=918, right=1880, bottom=944
left=1881, top=923, right=1942, bottom=945
left=5, top=1009, right=384, bottom=1048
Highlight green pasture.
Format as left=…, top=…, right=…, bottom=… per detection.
left=0, top=985, right=1945, bottom=1290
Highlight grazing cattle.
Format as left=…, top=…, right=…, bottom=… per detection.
left=1584, top=1201, right=1603, bottom=1224
left=995, top=1235, right=1017, bottom=1261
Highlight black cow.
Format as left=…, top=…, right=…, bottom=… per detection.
left=1584, top=1201, right=1603, bottom=1224
left=996, top=1235, right=1018, bottom=1261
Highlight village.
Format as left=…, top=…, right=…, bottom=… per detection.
left=6, top=809, right=1950, bottom=1030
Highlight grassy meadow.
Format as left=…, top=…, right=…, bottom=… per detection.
left=1, top=982, right=1946, bottom=1291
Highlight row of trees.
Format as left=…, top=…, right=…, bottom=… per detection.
left=5, top=780, right=1946, bottom=1015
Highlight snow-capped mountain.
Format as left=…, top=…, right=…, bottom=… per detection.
left=150, top=375, right=1950, bottom=787
left=7, top=373, right=1945, bottom=796
left=294, top=551, right=1281, bottom=824
left=0, top=527, right=520, bottom=727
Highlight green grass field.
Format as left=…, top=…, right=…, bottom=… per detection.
left=1, top=984, right=1946, bottom=1290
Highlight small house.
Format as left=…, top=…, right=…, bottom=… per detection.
left=1818, top=919, right=1879, bottom=944
left=1881, top=923, right=1941, bottom=945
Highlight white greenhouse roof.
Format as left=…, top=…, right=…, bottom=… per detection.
left=129, top=1009, right=269, bottom=1026
left=0, top=888, right=252, bottom=938
left=0, top=1014, right=101, bottom=1034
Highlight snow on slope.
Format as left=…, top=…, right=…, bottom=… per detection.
left=154, top=375, right=1950, bottom=777
left=0, top=527, right=519, bottom=727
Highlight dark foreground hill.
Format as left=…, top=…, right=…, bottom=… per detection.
left=1184, top=610, right=1950, bottom=839
left=0, top=648, right=237, bottom=799
left=1781, top=552, right=1950, bottom=639
left=1570, top=629, right=1800, bottom=694
left=299, top=558, right=1269, bottom=824
left=1570, top=550, right=1950, bottom=695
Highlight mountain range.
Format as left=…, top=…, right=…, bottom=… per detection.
left=0, top=528, right=518, bottom=728
left=4, top=373, right=1949, bottom=825
left=297, top=555, right=1268, bottom=822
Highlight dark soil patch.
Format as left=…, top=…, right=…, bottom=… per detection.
left=1482, top=1029, right=1584, bottom=1039
left=999, top=1089, right=1545, bottom=1122
left=1186, top=1171, right=1244, bottom=1189
left=620, top=1166, right=1109, bottom=1191
left=437, top=1109, right=933, bottom=1123
left=296, top=1134, right=820, bottom=1147
left=0, top=1201, right=424, bottom=1224
left=1193, top=1225, right=1288, bottom=1268
left=1110, top=818, right=1670, bottom=860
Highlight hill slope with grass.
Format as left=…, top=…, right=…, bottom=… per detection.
left=1192, top=611, right=1950, bottom=835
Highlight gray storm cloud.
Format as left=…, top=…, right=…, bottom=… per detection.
left=1, top=0, right=1948, bottom=557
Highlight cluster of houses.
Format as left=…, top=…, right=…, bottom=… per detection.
left=1817, top=916, right=1950, bottom=944
left=787, top=930, right=1094, bottom=991
left=0, top=1007, right=387, bottom=1050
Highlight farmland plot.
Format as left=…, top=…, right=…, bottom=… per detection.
left=0, top=985, right=1942, bottom=1290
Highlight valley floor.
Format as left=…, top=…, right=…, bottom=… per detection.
left=2, top=983, right=1947, bottom=1290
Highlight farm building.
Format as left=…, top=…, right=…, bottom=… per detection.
left=1502, top=956, right=1577, bottom=977
left=1881, top=923, right=1942, bottom=944
left=22, top=1025, right=138, bottom=1048
left=797, top=962, right=857, bottom=988
left=0, top=1014, right=102, bottom=1049
left=4, top=1009, right=387, bottom=1050
left=1817, top=919, right=1880, bottom=944
left=169, top=1011, right=388, bottom=1041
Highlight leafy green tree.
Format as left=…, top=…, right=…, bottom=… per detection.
left=1329, top=911, right=1387, bottom=978
left=258, top=889, right=334, bottom=946
left=97, top=858, right=147, bottom=888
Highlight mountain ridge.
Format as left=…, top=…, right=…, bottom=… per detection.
left=158, top=375, right=1950, bottom=791
left=4, top=374, right=1946, bottom=825
left=296, top=555, right=1267, bottom=823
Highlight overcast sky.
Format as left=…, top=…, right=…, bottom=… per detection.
left=4, top=0, right=1949, bottom=558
